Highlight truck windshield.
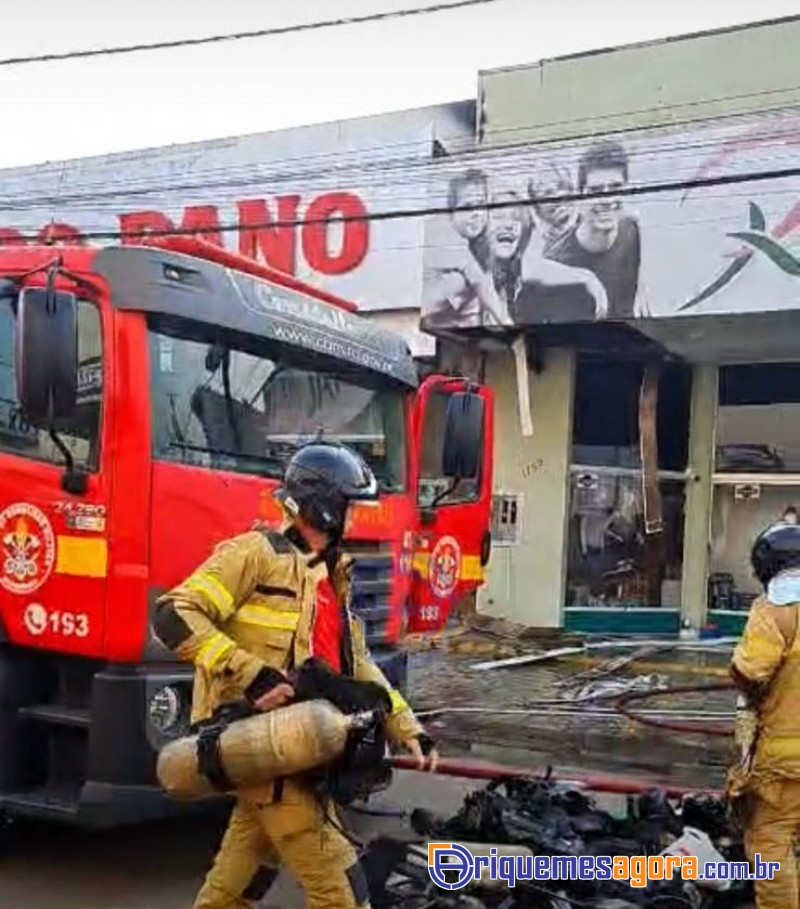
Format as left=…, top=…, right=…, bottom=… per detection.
left=148, top=328, right=407, bottom=491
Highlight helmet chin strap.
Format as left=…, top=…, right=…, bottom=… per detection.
left=323, top=541, right=342, bottom=579
left=286, top=511, right=345, bottom=562
left=284, top=523, right=311, bottom=553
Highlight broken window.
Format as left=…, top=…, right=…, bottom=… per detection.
left=566, top=355, right=690, bottom=610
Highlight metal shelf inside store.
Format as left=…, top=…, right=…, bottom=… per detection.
left=713, top=472, right=800, bottom=486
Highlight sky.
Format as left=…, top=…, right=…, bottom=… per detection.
left=1, top=0, right=798, bottom=169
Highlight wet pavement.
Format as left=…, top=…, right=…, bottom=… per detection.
left=1, top=813, right=219, bottom=909
left=1, top=644, right=742, bottom=907
left=0, top=771, right=475, bottom=909
left=409, top=645, right=738, bottom=789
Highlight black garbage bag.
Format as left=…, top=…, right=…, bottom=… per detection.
left=617, top=789, right=682, bottom=854
left=403, top=774, right=746, bottom=909
left=411, top=782, right=580, bottom=852
left=679, top=792, right=731, bottom=841
left=419, top=775, right=623, bottom=856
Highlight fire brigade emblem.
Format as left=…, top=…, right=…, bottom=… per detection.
left=429, top=535, right=461, bottom=600
left=0, top=503, right=56, bottom=595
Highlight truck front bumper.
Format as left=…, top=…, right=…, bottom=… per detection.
left=75, top=647, right=409, bottom=827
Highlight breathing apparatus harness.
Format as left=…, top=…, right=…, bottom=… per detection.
left=191, top=656, right=394, bottom=806
left=192, top=443, right=433, bottom=811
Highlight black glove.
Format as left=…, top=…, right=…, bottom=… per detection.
left=291, top=657, right=392, bottom=715
left=244, top=666, right=290, bottom=704
left=418, top=733, right=437, bottom=756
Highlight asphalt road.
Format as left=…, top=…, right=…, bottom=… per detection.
left=0, top=649, right=745, bottom=908
left=0, top=772, right=474, bottom=909
left=0, top=772, right=757, bottom=909
left=2, top=812, right=223, bottom=909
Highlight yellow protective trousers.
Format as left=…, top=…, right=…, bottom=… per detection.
left=193, top=782, right=370, bottom=909
left=744, top=778, right=800, bottom=909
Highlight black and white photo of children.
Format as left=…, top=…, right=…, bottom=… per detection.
left=423, top=111, right=798, bottom=329
left=422, top=169, right=608, bottom=329
left=545, top=140, right=642, bottom=319
left=527, top=159, right=579, bottom=254
left=422, top=168, right=502, bottom=328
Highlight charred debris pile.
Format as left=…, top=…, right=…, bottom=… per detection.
left=363, top=771, right=748, bottom=909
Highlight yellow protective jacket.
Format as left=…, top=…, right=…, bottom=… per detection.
left=731, top=595, right=800, bottom=780
left=153, top=526, right=424, bottom=747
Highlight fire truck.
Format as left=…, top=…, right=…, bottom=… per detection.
left=0, top=236, right=493, bottom=828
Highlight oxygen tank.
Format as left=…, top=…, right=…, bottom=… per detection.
left=157, top=699, right=372, bottom=800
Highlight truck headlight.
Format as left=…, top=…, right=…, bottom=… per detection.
left=148, top=685, right=182, bottom=735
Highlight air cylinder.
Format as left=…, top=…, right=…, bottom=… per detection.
left=157, top=699, right=365, bottom=800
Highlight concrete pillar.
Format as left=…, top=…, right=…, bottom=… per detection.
left=680, top=364, right=718, bottom=630
left=479, top=346, right=576, bottom=627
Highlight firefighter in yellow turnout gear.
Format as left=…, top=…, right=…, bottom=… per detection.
left=730, top=521, right=800, bottom=909
left=153, top=443, right=439, bottom=909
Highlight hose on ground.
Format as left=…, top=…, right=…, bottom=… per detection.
left=613, top=681, right=736, bottom=737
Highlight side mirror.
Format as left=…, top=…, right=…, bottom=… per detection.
left=441, top=391, right=485, bottom=480
left=14, top=286, right=79, bottom=425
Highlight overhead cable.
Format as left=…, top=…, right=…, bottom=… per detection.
left=0, top=99, right=795, bottom=211
left=1, top=105, right=796, bottom=213
left=17, top=163, right=797, bottom=242
left=0, top=0, right=499, bottom=68
left=3, top=130, right=797, bottom=213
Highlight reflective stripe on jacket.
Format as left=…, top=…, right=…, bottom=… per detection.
left=154, top=527, right=423, bottom=746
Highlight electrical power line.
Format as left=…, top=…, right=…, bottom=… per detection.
left=3, top=92, right=794, bottom=193
left=0, top=0, right=499, bottom=68
left=0, top=102, right=792, bottom=217
left=2, top=126, right=797, bottom=217
left=2, top=177, right=796, bottom=232
left=10, top=164, right=797, bottom=242
left=0, top=102, right=796, bottom=215
left=0, top=133, right=788, bottom=212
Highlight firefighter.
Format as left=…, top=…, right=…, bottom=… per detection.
left=153, top=442, right=439, bottom=909
left=730, top=521, right=800, bottom=909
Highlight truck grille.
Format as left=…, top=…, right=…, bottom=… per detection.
left=340, top=539, right=394, bottom=648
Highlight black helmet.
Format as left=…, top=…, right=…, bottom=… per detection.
left=751, top=521, right=800, bottom=587
left=275, top=442, right=378, bottom=537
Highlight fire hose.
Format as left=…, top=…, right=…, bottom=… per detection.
left=613, top=681, right=736, bottom=737
left=386, top=681, right=738, bottom=797
left=388, top=755, right=724, bottom=798
left=158, top=677, right=737, bottom=806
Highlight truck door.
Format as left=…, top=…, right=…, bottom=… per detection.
left=0, top=293, right=109, bottom=656
left=407, top=376, right=494, bottom=633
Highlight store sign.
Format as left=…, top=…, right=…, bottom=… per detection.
left=0, top=104, right=474, bottom=313
left=421, top=109, right=800, bottom=330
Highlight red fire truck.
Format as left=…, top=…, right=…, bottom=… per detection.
left=0, top=236, right=493, bottom=828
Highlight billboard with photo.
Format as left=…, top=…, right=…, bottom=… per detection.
left=0, top=102, right=475, bottom=313
left=421, top=109, right=800, bottom=331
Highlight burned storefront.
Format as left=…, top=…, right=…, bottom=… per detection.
left=423, top=15, right=800, bottom=635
